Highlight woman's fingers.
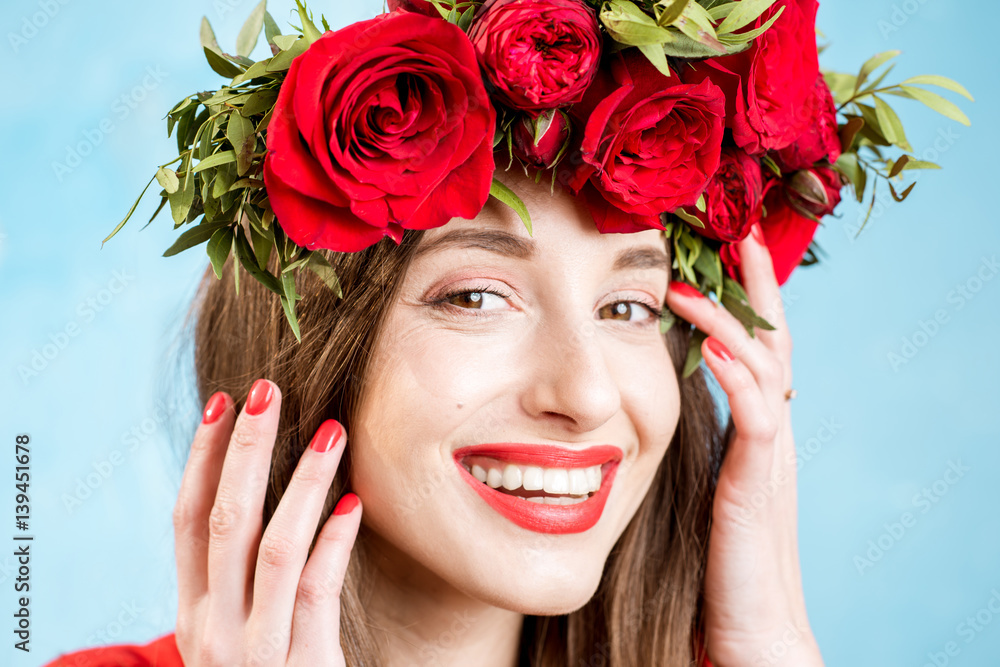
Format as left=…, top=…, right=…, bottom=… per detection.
left=701, top=336, right=778, bottom=492
left=205, top=379, right=282, bottom=619
left=174, top=391, right=235, bottom=609
left=666, top=282, right=786, bottom=400
left=287, top=492, right=362, bottom=662
left=736, top=223, right=794, bottom=362
left=248, top=419, right=349, bottom=634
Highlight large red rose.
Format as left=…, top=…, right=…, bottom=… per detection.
left=263, top=11, right=496, bottom=252
left=468, top=0, right=601, bottom=113
left=774, top=74, right=842, bottom=172
left=692, top=147, right=763, bottom=244
left=562, top=50, right=725, bottom=234
left=721, top=167, right=843, bottom=285
left=681, top=0, right=820, bottom=155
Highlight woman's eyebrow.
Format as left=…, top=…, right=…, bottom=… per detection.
left=413, top=228, right=536, bottom=261
left=413, top=228, right=670, bottom=273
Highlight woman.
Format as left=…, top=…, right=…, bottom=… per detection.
left=46, top=0, right=961, bottom=663
left=48, top=162, right=820, bottom=665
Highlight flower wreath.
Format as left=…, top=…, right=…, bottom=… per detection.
left=104, top=0, right=971, bottom=376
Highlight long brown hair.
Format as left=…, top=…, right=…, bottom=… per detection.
left=187, top=225, right=723, bottom=666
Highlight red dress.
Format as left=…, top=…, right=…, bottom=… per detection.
left=44, top=631, right=714, bottom=665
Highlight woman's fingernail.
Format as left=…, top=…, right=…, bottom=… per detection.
left=202, top=392, right=228, bottom=425
left=333, top=493, right=360, bottom=516
left=310, top=419, right=344, bottom=453
left=669, top=281, right=705, bottom=299
left=705, top=336, right=735, bottom=362
left=751, top=223, right=765, bottom=244
left=245, top=379, right=274, bottom=416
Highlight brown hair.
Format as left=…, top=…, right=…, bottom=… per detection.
left=188, top=226, right=723, bottom=666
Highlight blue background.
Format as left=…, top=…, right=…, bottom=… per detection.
left=1, top=1, right=997, bottom=665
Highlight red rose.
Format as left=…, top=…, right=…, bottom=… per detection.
left=563, top=50, right=725, bottom=234
left=512, top=109, right=572, bottom=169
left=468, top=0, right=601, bottom=113
left=692, top=147, right=763, bottom=244
left=263, top=11, right=496, bottom=252
left=721, top=167, right=842, bottom=285
left=774, top=74, right=842, bottom=172
left=681, top=0, right=820, bottom=155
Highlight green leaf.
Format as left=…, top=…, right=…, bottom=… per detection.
left=203, top=47, right=243, bottom=79
left=637, top=43, right=672, bottom=77
left=888, top=180, right=916, bottom=202
left=855, top=50, right=900, bottom=94
left=263, top=10, right=282, bottom=46
left=824, top=71, right=858, bottom=106
left=305, top=252, right=344, bottom=297
left=720, top=277, right=775, bottom=334
left=873, top=96, right=910, bottom=150
left=661, top=31, right=749, bottom=58
left=226, top=113, right=256, bottom=176
left=902, top=159, right=940, bottom=171
left=207, top=226, right=234, bottom=280
left=200, top=17, right=221, bottom=54
left=902, top=75, right=974, bottom=101
left=682, top=329, right=708, bottom=378
left=693, top=243, right=722, bottom=287
left=601, top=0, right=675, bottom=46
left=240, top=88, right=279, bottom=117
left=280, top=271, right=302, bottom=342
left=266, top=36, right=308, bottom=72
left=717, top=0, right=775, bottom=35
left=163, top=220, right=231, bottom=257
left=236, top=1, right=267, bottom=58
left=155, top=167, right=179, bottom=194
left=490, top=177, right=533, bottom=235
left=169, top=155, right=196, bottom=225
left=102, top=173, right=156, bottom=247
left=887, top=154, right=910, bottom=178
left=659, top=308, right=676, bottom=335
left=294, top=0, right=323, bottom=45
left=897, top=85, right=971, bottom=126
left=674, top=207, right=705, bottom=229
left=193, top=150, right=237, bottom=173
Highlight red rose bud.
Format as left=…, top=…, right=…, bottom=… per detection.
left=468, top=0, right=601, bottom=113
left=562, top=49, right=725, bottom=234
left=692, top=147, right=763, bottom=244
left=682, top=0, right=820, bottom=155
left=785, top=166, right=844, bottom=220
left=774, top=74, right=842, bottom=171
left=512, top=109, right=572, bottom=169
left=262, top=11, right=496, bottom=253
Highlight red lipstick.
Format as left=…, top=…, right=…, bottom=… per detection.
left=452, top=443, right=622, bottom=534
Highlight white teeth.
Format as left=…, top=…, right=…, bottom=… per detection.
left=542, top=468, right=570, bottom=494
left=568, top=468, right=589, bottom=495
left=501, top=464, right=522, bottom=491
left=522, top=466, right=544, bottom=491
left=527, top=497, right=544, bottom=504
left=471, top=464, right=487, bottom=483
left=465, top=459, right=605, bottom=497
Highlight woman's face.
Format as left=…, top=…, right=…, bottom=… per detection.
left=351, top=167, right=682, bottom=614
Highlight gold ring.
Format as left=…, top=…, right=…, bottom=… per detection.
left=785, top=388, right=797, bottom=401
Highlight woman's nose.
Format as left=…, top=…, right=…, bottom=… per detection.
left=518, top=316, right=622, bottom=433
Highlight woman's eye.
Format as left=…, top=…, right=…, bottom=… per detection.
left=439, top=287, right=510, bottom=312
left=599, top=300, right=660, bottom=324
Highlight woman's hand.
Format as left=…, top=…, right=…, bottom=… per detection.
left=173, top=379, right=361, bottom=666
left=666, top=224, right=824, bottom=667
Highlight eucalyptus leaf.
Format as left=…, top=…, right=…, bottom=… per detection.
left=902, top=75, right=974, bottom=101
left=601, top=0, right=675, bottom=46
left=207, top=226, right=235, bottom=280
left=263, top=10, right=282, bottom=46
left=637, top=43, right=672, bottom=77
left=874, top=96, right=910, bottom=150
left=103, top=173, right=156, bottom=247
left=716, top=0, right=774, bottom=35
left=193, top=150, right=237, bottom=173
left=227, top=113, right=256, bottom=176
left=163, top=220, right=231, bottom=257
left=896, top=85, right=971, bottom=126
left=490, top=178, right=533, bottom=235
left=236, top=1, right=267, bottom=58
left=305, top=252, right=344, bottom=297
left=200, top=17, right=221, bottom=54
left=682, top=329, right=708, bottom=378
left=855, top=50, right=900, bottom=93
left=203, top=47, right=243, bottom=78
left=155, top=167, right=180, bottom=194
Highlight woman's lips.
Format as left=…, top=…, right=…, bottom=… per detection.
left=452, top=443, right=622, bottom=534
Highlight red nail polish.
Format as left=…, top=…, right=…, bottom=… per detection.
left=245, top=379, right=273, bottom=416
left=669, top=281, right=705, bottom=299
left=202, top=392, right=227, bottom=425
left=705, top=336, right=735, bottom=362
left=310, top=419, right=344, bottom=453
left=333, top=493, right=359, bottom=516
left=751, top=223, right=765, bottom=244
